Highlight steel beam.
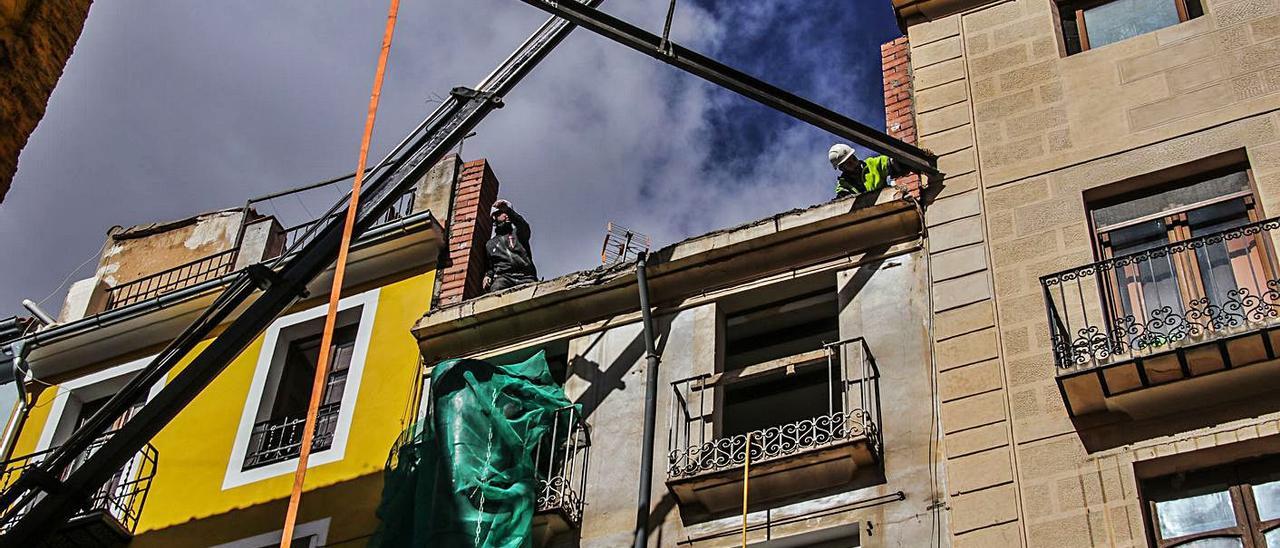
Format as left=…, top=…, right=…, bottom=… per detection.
left=516, top=0, right=940, bottom=177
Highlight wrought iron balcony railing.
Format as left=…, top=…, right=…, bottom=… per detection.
left=533, top=406, right=591, bottom=527
left=1042, top=217, right=1280, bottom=370
left=242, top=403, right=341, bottom=470
left=667, top=337, right=882, bottom=480
left=105, top=248, right=239, bottom=310
left=101, top=186, right=420, bottom=313
left=0, top=433, right=157, bottom=537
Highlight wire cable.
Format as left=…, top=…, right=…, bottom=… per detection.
left=35, top=250, right=101, bottom=307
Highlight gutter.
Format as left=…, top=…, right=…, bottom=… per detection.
left=420, top=198, right=923, bottom=344
left=15, top=211, right=438, bottom=353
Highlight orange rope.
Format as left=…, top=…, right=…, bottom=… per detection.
left=278, top=1, right=400, bottom=546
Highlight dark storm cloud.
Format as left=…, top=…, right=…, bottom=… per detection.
left=0, top=0, right=901, bottom=319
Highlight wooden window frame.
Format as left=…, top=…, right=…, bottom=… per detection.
left=1144, top=456, right=1280, bottom=547
left=1060, top=0, right=1201, bottom=52
left=1090, top=169, right=1277, bottom=337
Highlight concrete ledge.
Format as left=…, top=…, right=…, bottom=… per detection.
left=415, top=195, right=924, bottom=358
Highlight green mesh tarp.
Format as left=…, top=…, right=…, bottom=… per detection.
left=372, top=351, right=574, bottom=548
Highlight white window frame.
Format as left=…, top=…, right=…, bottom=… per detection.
left=222, top=288, right=379, bottom=490
left=208, top=516, right=330, bottom=548
left=31, top=354, right=167, bottom=520
left=36, top=354, right=167, bottom=453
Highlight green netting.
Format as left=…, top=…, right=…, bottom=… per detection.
left=372, top=350, right=574, bottom=548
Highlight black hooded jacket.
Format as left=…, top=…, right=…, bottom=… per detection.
left=484, top=207, right=537, bottom=291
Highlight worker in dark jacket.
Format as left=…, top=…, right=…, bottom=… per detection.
left=829, top=143, right=907, bottom=198
left=483, top=199, right=538, bottom=293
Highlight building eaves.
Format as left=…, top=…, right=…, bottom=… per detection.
left=891, top=0, right=997, bottom=30
left=416, top=193, right=924, bottom=358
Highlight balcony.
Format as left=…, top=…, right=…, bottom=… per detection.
left=0, top=434, right=158, bottom=547
left=104, top=248, right=239, bottom=310
left=242, top=403, right=341, bottom=470
left=379, top=405, right=590, bottom=545
left=666, top=338, right=882, bottom=521
left=531, top=407, right=591, bottom=542
left=101, top=187, right=418, bottom=313
left=1043, top=217, right=1280, bottom=418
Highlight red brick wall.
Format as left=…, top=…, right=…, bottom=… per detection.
left=882, top=36, right=921, bottom=197
left=437, top=159, right=500, bottom=306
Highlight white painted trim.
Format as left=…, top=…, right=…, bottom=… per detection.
left=208, top=516, right=330, bottom=548
left=35, top=354, right=167, bottom=453
left=222, top=288, right=379, bottom=490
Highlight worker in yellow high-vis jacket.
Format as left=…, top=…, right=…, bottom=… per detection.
left=828, top=143, right=908, bottom=198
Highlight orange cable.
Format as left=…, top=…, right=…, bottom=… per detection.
left=278, top=1, right=400, bottom=545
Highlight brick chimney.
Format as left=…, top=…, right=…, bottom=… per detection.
left=882, top=36, right=921, bottom=197
left=436, top=159, right=500, bottom=306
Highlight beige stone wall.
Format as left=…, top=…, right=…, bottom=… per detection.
left=909, top=0, right=1280, bottom=545
left=0, top=0, right=93, bottom=203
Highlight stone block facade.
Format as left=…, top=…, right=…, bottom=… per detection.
left=900, top=0, right=1280, bottom=545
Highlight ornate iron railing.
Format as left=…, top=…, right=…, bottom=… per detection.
left=0, top=432, right=157, bottom=535
left=242, top=403, right=341, bottom=470
left=533, top=406, right=591, bottom=526
left=1042, top=217, right=1280, bottom=370
left=667, top=337, right=881, bottom=480
left=104, top=248, right=239, bottom=310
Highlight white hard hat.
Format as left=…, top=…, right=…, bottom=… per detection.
left=828, top=144, right=856, bottom=170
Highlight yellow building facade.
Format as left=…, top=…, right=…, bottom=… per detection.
left=9, top=272, right=432, bottom=546
left=0, top=156, right=488, bottom=547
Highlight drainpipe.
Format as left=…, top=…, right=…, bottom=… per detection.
left=0, top=341, right=32, bottom=462
left=633, top=252, right=662, bottom=548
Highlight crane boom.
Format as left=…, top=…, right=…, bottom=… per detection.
left=0, top=3, right=602, bottom=544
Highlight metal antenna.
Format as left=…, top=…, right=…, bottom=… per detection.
left=601, top=222, right=651, bottom=265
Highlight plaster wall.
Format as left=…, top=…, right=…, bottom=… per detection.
left=491, top=248, right=939, bottom=547
left=98, top=210, right=245, bottom=288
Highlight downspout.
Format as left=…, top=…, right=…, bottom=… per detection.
left=0, top=341, right=33, bottom=462
left=633, top=251, right=662, bottom=548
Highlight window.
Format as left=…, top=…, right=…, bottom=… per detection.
left=224, top=289, right=377, bottom=489
left=209, top=517, right=330, bottom=548
left=1142, top=456, right=1280, bottom=547
left=748, top=523, right=859, bottom=547
left=1059, top=0, right=1204, bottom=54
left=1089, top=168, right=1275, bottom=343
left=37, top=355, right=165, bottom=453
left=30, top=356, right=165, bottom=531
left=721, top=289, right=840, bottom=435
left=241, top=325, right=356, bottom=470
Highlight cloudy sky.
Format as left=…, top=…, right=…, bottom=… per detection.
left=0, top=0, right=901, bottom=319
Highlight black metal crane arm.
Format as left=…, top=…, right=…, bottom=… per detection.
left=517, top=0, right=940, bottom=178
